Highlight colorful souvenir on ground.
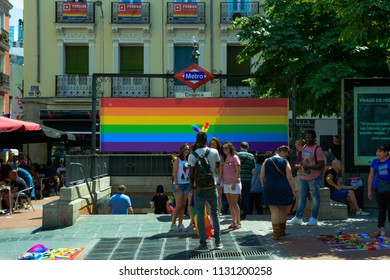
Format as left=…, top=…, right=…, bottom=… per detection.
left=316, top=232, right=390, bottom=251
left=18, top=244, right=84, bottom=260
left=100, top=98, right=289, bottom=152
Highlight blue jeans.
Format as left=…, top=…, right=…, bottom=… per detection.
left=296, top=175, right=322, bottom=219
left=194, top=187, right=221, bottom=245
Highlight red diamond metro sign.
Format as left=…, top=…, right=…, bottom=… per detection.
left=174, top=64, right=215, bottom=90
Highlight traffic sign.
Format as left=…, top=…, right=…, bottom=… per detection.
left=174, top=64, right=215, bottom=90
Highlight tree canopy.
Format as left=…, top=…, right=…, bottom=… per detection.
left=234, top=0, right=389, bottom=117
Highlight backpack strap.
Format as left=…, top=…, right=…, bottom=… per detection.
left=192, top=151, right=199, bottom=159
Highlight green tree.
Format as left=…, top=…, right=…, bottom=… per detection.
left=234, top=0, right=389, bottom=117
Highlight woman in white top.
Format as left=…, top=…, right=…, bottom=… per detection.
left=171, top=143, right=191, bottom=231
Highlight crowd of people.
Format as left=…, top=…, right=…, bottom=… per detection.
left=0, top=153, right=66, bottom=213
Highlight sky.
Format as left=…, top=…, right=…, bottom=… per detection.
left=9, top=0, right=23, bottom=40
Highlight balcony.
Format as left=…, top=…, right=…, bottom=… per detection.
left=56, top=75, right=92, bottom=97
left=111, top=2, right=150, bottom=24
left=167, top=2, right=205, bottom=24
left=0, top=29, right=10, bottom=51
left=0, top=72, right=10, bottom=91
left=221, top=80, right=252, bottom=98
left=220, top=1, right=260, bottom=24
left=112, top=77, right=150, bottom=97
left=55, top=1, right=96, bottom=24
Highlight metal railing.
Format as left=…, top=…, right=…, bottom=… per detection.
left=111, top=2, right=150, bottom=24
left=66, top=154, right=172, bottom=186
left=112, top=77, right=150, bottom=97
left=220, top=1, right=260, bottom=24
left=167, top=2, right=205, bottom=24
left=56, top=1, right=96, bottom=23
left=56, top=75, right=92, bottom=97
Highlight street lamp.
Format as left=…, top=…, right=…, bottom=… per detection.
left=192, top=36, right=200, bottom=63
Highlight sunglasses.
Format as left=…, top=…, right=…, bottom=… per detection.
left=222, top=147, right=229, bottom=150
left=183, top=148, right=189, bottom=151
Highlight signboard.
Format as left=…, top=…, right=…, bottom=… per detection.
left=354, top=86, right=390, bottom=165
left=175, top=92, right=213, bottom=98
left=62, top=2, right=87, bottom=20
left=118, top=3, right=142, bottom=20
left=173, top=3, right=198, bottom=19
left=174, top=64, right=215, bottom=90
left=100, top=98, right=289, bottom=153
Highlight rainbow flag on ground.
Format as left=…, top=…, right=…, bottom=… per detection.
left=100, top=98, right=288, bottom=153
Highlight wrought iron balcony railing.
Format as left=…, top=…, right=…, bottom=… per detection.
left=167, top=2, right=205, bottom=24
left=220, top=1, right=260, bottom=24
left=0, top=72, right=10, bottom=89
left=111, top=2, right=150, bottom=24
left=112, top=77, right=150, bottom=97
left=56, top=75, right=92, bottom=97
left=55, top=1, right=96, bottom=24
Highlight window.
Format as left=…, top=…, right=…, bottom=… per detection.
left=227, top=46, right=250, bottom=87
left=120, top=46, right=144, bottom=74
left=174, top=46, right=197, bottom=85
left=65, top=46, right=89, bottom=74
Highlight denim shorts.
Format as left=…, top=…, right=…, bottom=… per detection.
left=330, top=189, right=349, bottom=201
left=172, top=183, right=190, bottom=194
left=223, top=182, right=242, bottom=195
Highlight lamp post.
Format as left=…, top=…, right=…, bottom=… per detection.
left=191, top=36, right=200, bottom=63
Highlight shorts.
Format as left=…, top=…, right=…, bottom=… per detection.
left=172, top=183, right=190, bottom=194
left=223, top=182, right=242, bottom=195
left=330, top=190, right=349, bottom=201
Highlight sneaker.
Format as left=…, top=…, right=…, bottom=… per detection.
left=194, top=244, right=210, bottom=253
left=228, top=223, right=235, bottom=229
left=287, top=216, right=303, bottom=225
left=186, top=224, right=196, bottom=231
left=233, top=223, right=241, bottom=229
left=170, top=224, right=179, bottom=231
left=178, top=224, right=185, bottom=231
left=215, top=242, right=224, bottom=250
left=356, top=210, right=370, bottom=216
left=306, top=217, right=317, bottom=226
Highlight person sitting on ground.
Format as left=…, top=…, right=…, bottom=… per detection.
left=324, top=159, right=369, bottom=216
left=109, top=184, right=134, bottom=215
left=150, top=185, right=170, bottom=214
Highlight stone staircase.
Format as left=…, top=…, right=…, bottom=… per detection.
left=110, top=176, right=172, bottom=214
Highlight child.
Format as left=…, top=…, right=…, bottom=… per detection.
left=150, top=185, right=170, bottom=214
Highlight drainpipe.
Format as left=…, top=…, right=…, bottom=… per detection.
left=209, top=1, right=213, bottom=72
left=37, top=0, right=41, bottom=82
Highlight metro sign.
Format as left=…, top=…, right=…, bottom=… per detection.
left=174, top=64, right=215, bottom=90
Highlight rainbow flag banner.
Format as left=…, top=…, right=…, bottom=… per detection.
left=173, top=3, right=198, bottom=18
left=118, top=3, right=142, bottom=18
left=62, top=2, right=87, bottom=19
left=100, top=98, right=289, bottom=153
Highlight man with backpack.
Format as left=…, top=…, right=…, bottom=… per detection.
left=288, top=129, right=325, bottom=226
left=188, top=132, right=222, bottom=252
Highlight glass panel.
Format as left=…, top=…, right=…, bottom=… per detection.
left=65, top=46, right=88, bottom=74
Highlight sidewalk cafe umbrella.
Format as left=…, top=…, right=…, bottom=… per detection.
left=0, top=116, right=76, bottom=147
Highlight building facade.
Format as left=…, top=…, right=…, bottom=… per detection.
left=23, top=0, right=260, bottom=160
left=0, top=0, right=12, bottom=116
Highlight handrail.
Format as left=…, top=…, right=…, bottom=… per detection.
left=70, top=162, right=97, bottom=214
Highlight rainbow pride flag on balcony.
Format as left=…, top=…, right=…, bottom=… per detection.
left=100, top=98, right=288, bottom=153
left=118, top=3, right=142, bottom=18
left=62, top=3, right=87, bottom=19
left=173, top=3, right=198, bottom=18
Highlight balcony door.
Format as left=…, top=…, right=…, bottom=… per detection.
left=227, top=46, right=250, bottom=86
left=65, top=46, right=88, bottom=75
left=120, top=46, right=144, bottom=74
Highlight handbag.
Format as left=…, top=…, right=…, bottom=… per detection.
left=378, top=179, right=390, bottom=193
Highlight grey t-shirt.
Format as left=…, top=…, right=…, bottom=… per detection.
left=188, top=147, right=221, bottom=183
